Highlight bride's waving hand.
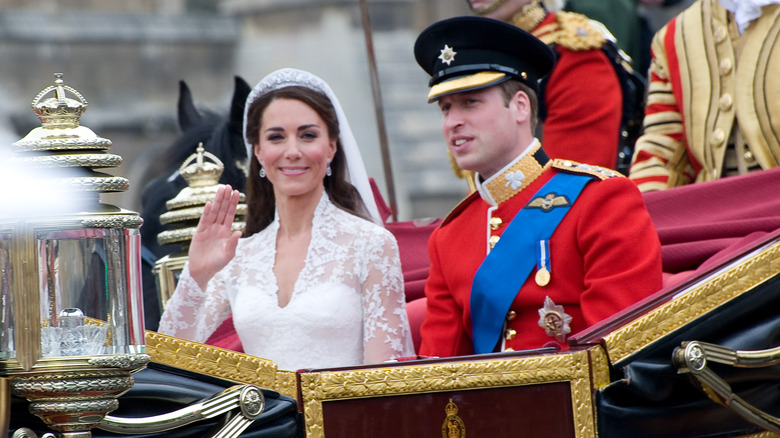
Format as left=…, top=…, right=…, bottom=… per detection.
left=188, top=184, right=242, bottom=290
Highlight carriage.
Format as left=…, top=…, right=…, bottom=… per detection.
left=4, top=72, right=780, bottom=438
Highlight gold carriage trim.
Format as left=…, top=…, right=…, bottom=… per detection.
left=12, top=137, right=112, bottom=151
left=298, top=347, right=607, bottom=438
left=53, top=176, right=130, bottom=192
left=11, top=154, right=123, bottom=169
left=157, top=222, right=245, bottom=246
left=604, top=236, right=780, bottom=364
left=159, top=205, right=248, bottom=225
left=81, top=214, right=144, bottom=229
left=145, top=331, right=298, bottom=398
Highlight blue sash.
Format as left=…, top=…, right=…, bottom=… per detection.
left=470, top=172, right=594, bottom=354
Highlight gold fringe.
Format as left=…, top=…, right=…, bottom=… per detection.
left=509, top=1, right=547, bottom=32
left=542, top=11, right=606, bottom=52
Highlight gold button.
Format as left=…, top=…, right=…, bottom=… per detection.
left=489, top=217, right=503, bottom=231
left=710, top=129, right=725, bottom=147
left=744, top=150, right=754, bottom=162
left=719, top=58, right=732, bottom=75
left=506, top=310, right=517, bottom=321
left=505, top=328, right=517, bottom=340
left=489, top=235, right=500, bottom=248
left=714, top=26, right=727, bottom=43
left=504, top=347, right=515, bottom=352
left=719, top=93, right=733, bottom=111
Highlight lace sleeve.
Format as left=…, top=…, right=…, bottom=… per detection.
left=157, top=263, right=232, bottom=343
left=361, top=229, right=416, bottom=363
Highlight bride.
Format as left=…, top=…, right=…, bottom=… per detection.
left=159, top=68, right=414, bottom=370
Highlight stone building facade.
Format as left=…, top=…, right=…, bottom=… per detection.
left=0, top=0, right=470, bottom=221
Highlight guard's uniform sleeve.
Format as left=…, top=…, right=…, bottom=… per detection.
left=574, top=176, right=663, bottom=324
left=628, top=20, right=695, bottom=192
left=541, top=47, right=623, bottom=169
left=418, top=226, right=474, bottom=358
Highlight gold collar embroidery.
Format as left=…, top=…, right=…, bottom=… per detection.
left=477, top=141, right=551, bottom=205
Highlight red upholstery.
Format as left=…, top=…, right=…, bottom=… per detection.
left=207, top=168, right=780, bottom=355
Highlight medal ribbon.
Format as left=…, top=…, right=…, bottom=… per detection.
left=470, top=172, right=594, bottom=354
left=536, top=239, right=550, bottom=285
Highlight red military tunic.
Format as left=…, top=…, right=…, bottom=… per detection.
left=532, top=11, right=623, bottom=170
left=419, top=141, right=662, bottom=357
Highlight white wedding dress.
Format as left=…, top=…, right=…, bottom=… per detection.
left=159, top=193, right=415, bottom=371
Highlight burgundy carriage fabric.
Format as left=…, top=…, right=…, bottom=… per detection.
left=644, top=166, right=780, bottom=287
left=204, top=168, right=780, bottom=354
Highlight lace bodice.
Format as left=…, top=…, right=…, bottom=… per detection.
left=158, top=193, right=414, bottom=370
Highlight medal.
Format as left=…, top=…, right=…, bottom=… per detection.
left=535, top=267, right=550, bottom=286
left=535, top=239, right=551, bottom=287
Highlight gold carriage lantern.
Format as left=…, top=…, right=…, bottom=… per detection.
left=0, top=73, right=149, bottom=437
left=153, top=143, right=246, bottom=308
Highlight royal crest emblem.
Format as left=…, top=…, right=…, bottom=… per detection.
left=442, top=398, right=466, bottom=438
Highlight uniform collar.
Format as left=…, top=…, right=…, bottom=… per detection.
left=476, top=139, right=551, bottom=206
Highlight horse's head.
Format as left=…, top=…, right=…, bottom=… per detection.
left=140, top=76, right=251, bottom=258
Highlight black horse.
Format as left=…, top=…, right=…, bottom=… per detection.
left=139, top=76, right=251, bottom=331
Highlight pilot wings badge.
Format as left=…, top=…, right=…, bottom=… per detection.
left=526, top=192, right=571, bottom=212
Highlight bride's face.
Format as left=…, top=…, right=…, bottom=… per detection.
left=254, top=98, right=337, bottom=199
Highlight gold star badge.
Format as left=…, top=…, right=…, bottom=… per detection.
left=438, top=45, right=457, bottom=65
left=537, top=297, right=572, bottom=342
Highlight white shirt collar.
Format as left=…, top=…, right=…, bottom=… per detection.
left=718, top=0, right=780, bottom=33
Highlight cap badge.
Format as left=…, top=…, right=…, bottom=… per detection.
left=438, top=45, right=457, bottom=65
left=537, top=296, right=572, bottom=342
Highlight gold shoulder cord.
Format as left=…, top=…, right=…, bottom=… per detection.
left=509, top=1, right=547, bottom=32
left=547, top=11, right=606, bottom=51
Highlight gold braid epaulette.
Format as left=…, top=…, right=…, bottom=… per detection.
left=551, top=159, right=620, bottom=180
left=534, top=11, right=607, bottom=51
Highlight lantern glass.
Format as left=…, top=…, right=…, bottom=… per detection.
left=37, top=227, right=145, bottom=358
left=0, top=232, right=14, bottom=360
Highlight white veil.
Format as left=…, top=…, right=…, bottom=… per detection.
left=242, top=68, right=383, bottom=225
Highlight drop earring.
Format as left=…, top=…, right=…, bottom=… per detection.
left=259, top=161, right=266, bottom=178
left=326, top=159, right=332, bottom=177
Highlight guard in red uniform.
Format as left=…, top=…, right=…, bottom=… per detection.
left=414, top=16, right=663, bottom=357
